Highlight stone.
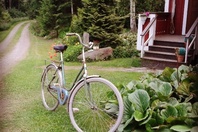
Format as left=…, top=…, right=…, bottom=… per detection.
left=78, top=47, right=113, bottom=61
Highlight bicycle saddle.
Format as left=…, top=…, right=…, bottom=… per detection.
left=53, top=45, right=67, bottom=52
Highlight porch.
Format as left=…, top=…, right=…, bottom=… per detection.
left=141, top=34, right=188, bottom=69
left=137, top=12, right=198, bottom=69
left=155, top=35, right=184, bottom=43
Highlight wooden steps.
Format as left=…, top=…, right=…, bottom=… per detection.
left=141, top=39, right=193, bottom=69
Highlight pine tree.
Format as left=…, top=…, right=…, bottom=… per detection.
left=77, top=0, right=125, bottom=48
left=37, top=0, right=71, bottom=37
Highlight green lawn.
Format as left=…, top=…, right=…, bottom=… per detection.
left=0, top=23, right=144, bottom=131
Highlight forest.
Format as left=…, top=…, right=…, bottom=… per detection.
left=0, top=0, right=164, bottom=49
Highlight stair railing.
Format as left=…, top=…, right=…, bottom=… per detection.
left=140, top=16, right=157, bottom=58
left=184, top=17, right=198, bottom=63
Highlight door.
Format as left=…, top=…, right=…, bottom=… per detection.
left=174, top=0, right=185, bottom=35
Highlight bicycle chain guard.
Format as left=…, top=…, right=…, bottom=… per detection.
left=58, top=88, right=68, bottom=105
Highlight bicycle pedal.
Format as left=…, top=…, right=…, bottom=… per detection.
left=72, top=108, right=79, bottom=113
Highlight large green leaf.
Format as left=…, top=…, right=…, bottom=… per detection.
left=158, top=82, right=172, bottom=97
left=176, top=80, right=192, bottom=96
left=149, top=78, right=162, bottom=91
left=127, top=80, right=138, bottom=90
left=123, top=96, right=134, bottom=122
left=159, top=67, right=175, bottom=82
left=190, top=102, right=198, bottom=117
left=133, top=109, right=150, bottom=122
left=175, top=103, right=188, bottom=117
left=139, top=109, right=153, bottom=125
left=171, top=70, right=181, bottom=88
left=161, top=105, right=178, bottom=121
left=167, top=97, right=179, bottom=106
left=171, top=65, right=191, bottom=88
left=128, top=89, right=150, bottom=113
left=118, top=96, right=135, bottom=132
left=149, top=80, right=172, bottom=99
left=178, top=65, right=191, bottom=74
left=104, top=103, right=118, bottom=115
left=170, top=125, right=191, bottom=132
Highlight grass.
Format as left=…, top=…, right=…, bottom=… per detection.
left=88, top=58, right=135, bottom=67
left=0, top=17, right=29, bottom=42
left=0, top=22, right=144, bottom=131
left=0, top=21, right=22, bottom=43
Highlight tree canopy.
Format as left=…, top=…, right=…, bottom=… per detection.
left=1, top=0, right=165, bottom=47
left=75, top=0, right=125, bottom=48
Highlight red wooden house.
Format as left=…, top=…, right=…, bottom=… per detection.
left=137, top=0, right=198, bottom=69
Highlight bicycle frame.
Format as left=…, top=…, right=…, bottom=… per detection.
left=56, top=46, right=88, bottom=91
left=44, top=33, right=97, bottom=107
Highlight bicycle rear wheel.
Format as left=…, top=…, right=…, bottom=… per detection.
left=41, top=64, right=62, bottom=111
left=68, top=77, right=124, bottom=132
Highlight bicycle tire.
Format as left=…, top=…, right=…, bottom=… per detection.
left=41, top=64, right=62, bottom=111
left=68, top=77, right=124, bottom=132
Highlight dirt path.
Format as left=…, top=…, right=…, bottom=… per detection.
left=0, top=22, right=30, bottom=125
left=0, top=22, right=26, bottom=53
left=0, top=22, right=30, bottom=80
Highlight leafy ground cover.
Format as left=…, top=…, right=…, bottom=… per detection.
left=107, top=65, right=198, bottom=132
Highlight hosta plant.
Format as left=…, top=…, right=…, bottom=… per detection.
left=106, top=65, right=198, bottom=132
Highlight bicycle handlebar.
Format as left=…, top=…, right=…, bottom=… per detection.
left=66, top=33, right=93, bottom=49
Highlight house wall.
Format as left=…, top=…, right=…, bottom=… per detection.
left=186, top=0, right=198, bottom=32
left=165, top=0, right=189, bottom=35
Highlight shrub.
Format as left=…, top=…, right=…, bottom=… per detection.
left=1, top=10, right=12, bottom=22
left=30, top=21, right=49, bottom=37
left=69, top=15, right=83, bottom=33
left=113, top=32, right=139, bottom=58
left=63, top=44, right=82, bottom=62
left=8, top=8, right=26, bottom=18
left=0, top=17, right=28, bottom=31
left=0, top=22, right=11, bottom=31
left=113, top=45, right=139, bottom=58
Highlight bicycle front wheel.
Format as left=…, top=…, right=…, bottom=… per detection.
left=69, top=77, right=124, bottom=132
left=41, top=64, right=62, bottom=111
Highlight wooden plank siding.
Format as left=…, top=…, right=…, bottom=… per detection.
left=143, top=18, right=150, bottom=43
left=186, top=0, right=198, bottom=33
left=156, top=13, right=171, bottom=35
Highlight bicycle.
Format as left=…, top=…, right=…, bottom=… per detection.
left=41, top=33, right=124, bottom=132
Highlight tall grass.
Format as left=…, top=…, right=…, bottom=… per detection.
left=0, top=23, right=143, bottom=131
left=0, top=18, right=28, bottom=42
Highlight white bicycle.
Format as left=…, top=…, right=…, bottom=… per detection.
left=41, top=33, right=124, bottom=132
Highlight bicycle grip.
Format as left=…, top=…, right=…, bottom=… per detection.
left=66, top=33, right=76, bottom=36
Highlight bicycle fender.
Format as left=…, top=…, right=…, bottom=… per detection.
left=66, top=75, right=100, bottom=109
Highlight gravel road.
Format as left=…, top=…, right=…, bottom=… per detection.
left=0, top=22, right=30, bottom=80
left=0, top=22, right=31, bottom=127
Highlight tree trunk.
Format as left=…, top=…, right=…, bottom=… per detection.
left=130, top=0, right=136, bottom=32
left=71, top=0, right=73, bottom=15
left=9, top=0, right=12, bottom=9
